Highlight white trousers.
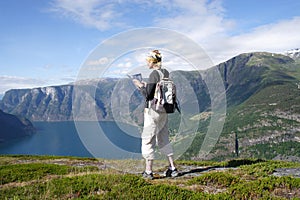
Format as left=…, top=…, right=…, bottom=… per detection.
left=141, top=108, right=174, bottom=160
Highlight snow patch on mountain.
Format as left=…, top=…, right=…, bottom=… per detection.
left=284, top=48, right=300, bottom=59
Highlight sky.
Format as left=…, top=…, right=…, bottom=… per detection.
left=0, top=0, right=300, bottom=97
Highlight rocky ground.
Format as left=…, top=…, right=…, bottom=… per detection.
left=1, top=155, right=300, bottom=199
left=3, top=156, right=300, bottom=179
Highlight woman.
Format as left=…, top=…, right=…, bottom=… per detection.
left=133, top=50, right=178, bottom=179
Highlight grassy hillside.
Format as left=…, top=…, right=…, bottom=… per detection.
left=1, top=155, right=299, bottom=199
left=220, top=82, right=300, bottom=159
left=225, top=83, right=300, bottom=135
left=180, top=88, right=300, bottom=161
left=181, top=52, right=300, bottom=161
left=183, top=82, right=300, bottom=161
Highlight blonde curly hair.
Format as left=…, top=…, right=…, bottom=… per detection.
left=146, top=50, right=162, bottom=66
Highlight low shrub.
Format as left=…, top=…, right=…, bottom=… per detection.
left=188, top=171, right=240, bottom=187
left=0, top=163, right=97, bottom=184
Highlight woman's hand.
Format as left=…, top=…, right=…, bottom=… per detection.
left=133, top=79, right=146, bottom=88
left=141, top=81, right=147, bottom=86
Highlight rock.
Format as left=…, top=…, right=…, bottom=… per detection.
left=273, top=168, right=300, bottom=178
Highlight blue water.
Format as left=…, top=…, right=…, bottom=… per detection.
left=0, top=121, right=142, bottom=159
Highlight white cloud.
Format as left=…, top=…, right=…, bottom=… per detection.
left=49, top=0, right=126, bottom=30
left=0, top=76, right=48, bottom=95
left=104, top=56, right=135, bottom=77
left=49, top=0, right=233, bottom=65
left=155, top=0, right=231, bottom=39
left=117, top=61, right=132, bottom=68
left=49, top=0, right=229, bottom=33
left=206, top=16, right=300, bottom=64
left=49, top=0, right=300, bottom=66
left=156, top=1, right=300, bottom=65
left=231, top=17, right=300, bottom=51
left=151, top=1, right=300, bottom=64
left=0, top=75, right=76, bottom=96
left=86, top=57, right=109, bottom=66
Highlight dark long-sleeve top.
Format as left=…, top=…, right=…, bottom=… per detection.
left=140, top=68, right=169, bottom=108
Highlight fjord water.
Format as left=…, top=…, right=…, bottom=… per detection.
left=0, top=121, right=142, bottom=159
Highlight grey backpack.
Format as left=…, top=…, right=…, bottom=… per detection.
left=150, top=70, right=180, bottom=113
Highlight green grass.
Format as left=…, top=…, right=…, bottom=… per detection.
left=1, top=155, right=300, bottom=199
left=246, top=141, right=300, bottom=160
left=1, top=173, right=220, bottom=200
left=228, top=176, right=300, bottom=200
left=188, top=171, right=241, bottom=187
left=240, top=160, right=300, bottom=177
left=0, top=163, right=98, bottom=184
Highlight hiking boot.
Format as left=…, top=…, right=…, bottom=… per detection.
left=165, top=168, right=178, bottom=177
left=142, top=171, right=154, bottom=180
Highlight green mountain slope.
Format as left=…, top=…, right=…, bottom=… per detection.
left=0, top=51, right=299, bottom=161
left=184, top=52, right=300, bottom=161
left=218, top=52, right=297, bottom=106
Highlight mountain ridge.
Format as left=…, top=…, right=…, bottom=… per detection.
left=0, top=51, right=299, bottom=160
left=0, top=109, right=35, bottom=142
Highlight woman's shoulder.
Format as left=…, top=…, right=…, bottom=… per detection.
left=148, top=70, right=159, bottom=83
left=149, top=70, right=158, bottom=77
left=149, top=68, right=169, bottom=80
left=162, top=68, right=169, bottom=73
left=161, top=68, right=169, bottom=77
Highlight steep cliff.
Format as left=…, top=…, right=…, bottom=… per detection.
left=0, top=51, right=299, bottom=160
left=0, top=110, right=35, bottom=142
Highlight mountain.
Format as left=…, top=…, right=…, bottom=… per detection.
left=0, top=75, right=205, bottom=123
left=0, top=51, right=299, bottom=161
left=0, top=109, right=35, bottom=142
left=285, top=48, right=300, bottom=60
left=0, top=86, right=73, bottom=121
left=218, top=52, right=297, bottom=105
left=187, top=52, right=300, bottom=161
left=0, top=78, right=143, bottom=122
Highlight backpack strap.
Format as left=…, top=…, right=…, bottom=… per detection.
left=155, top=69, right=164, bottom=81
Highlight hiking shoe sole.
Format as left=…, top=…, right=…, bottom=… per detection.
left=165, top=168, right=178, bottom=177
left=142, top=171, right=154, bottom=180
